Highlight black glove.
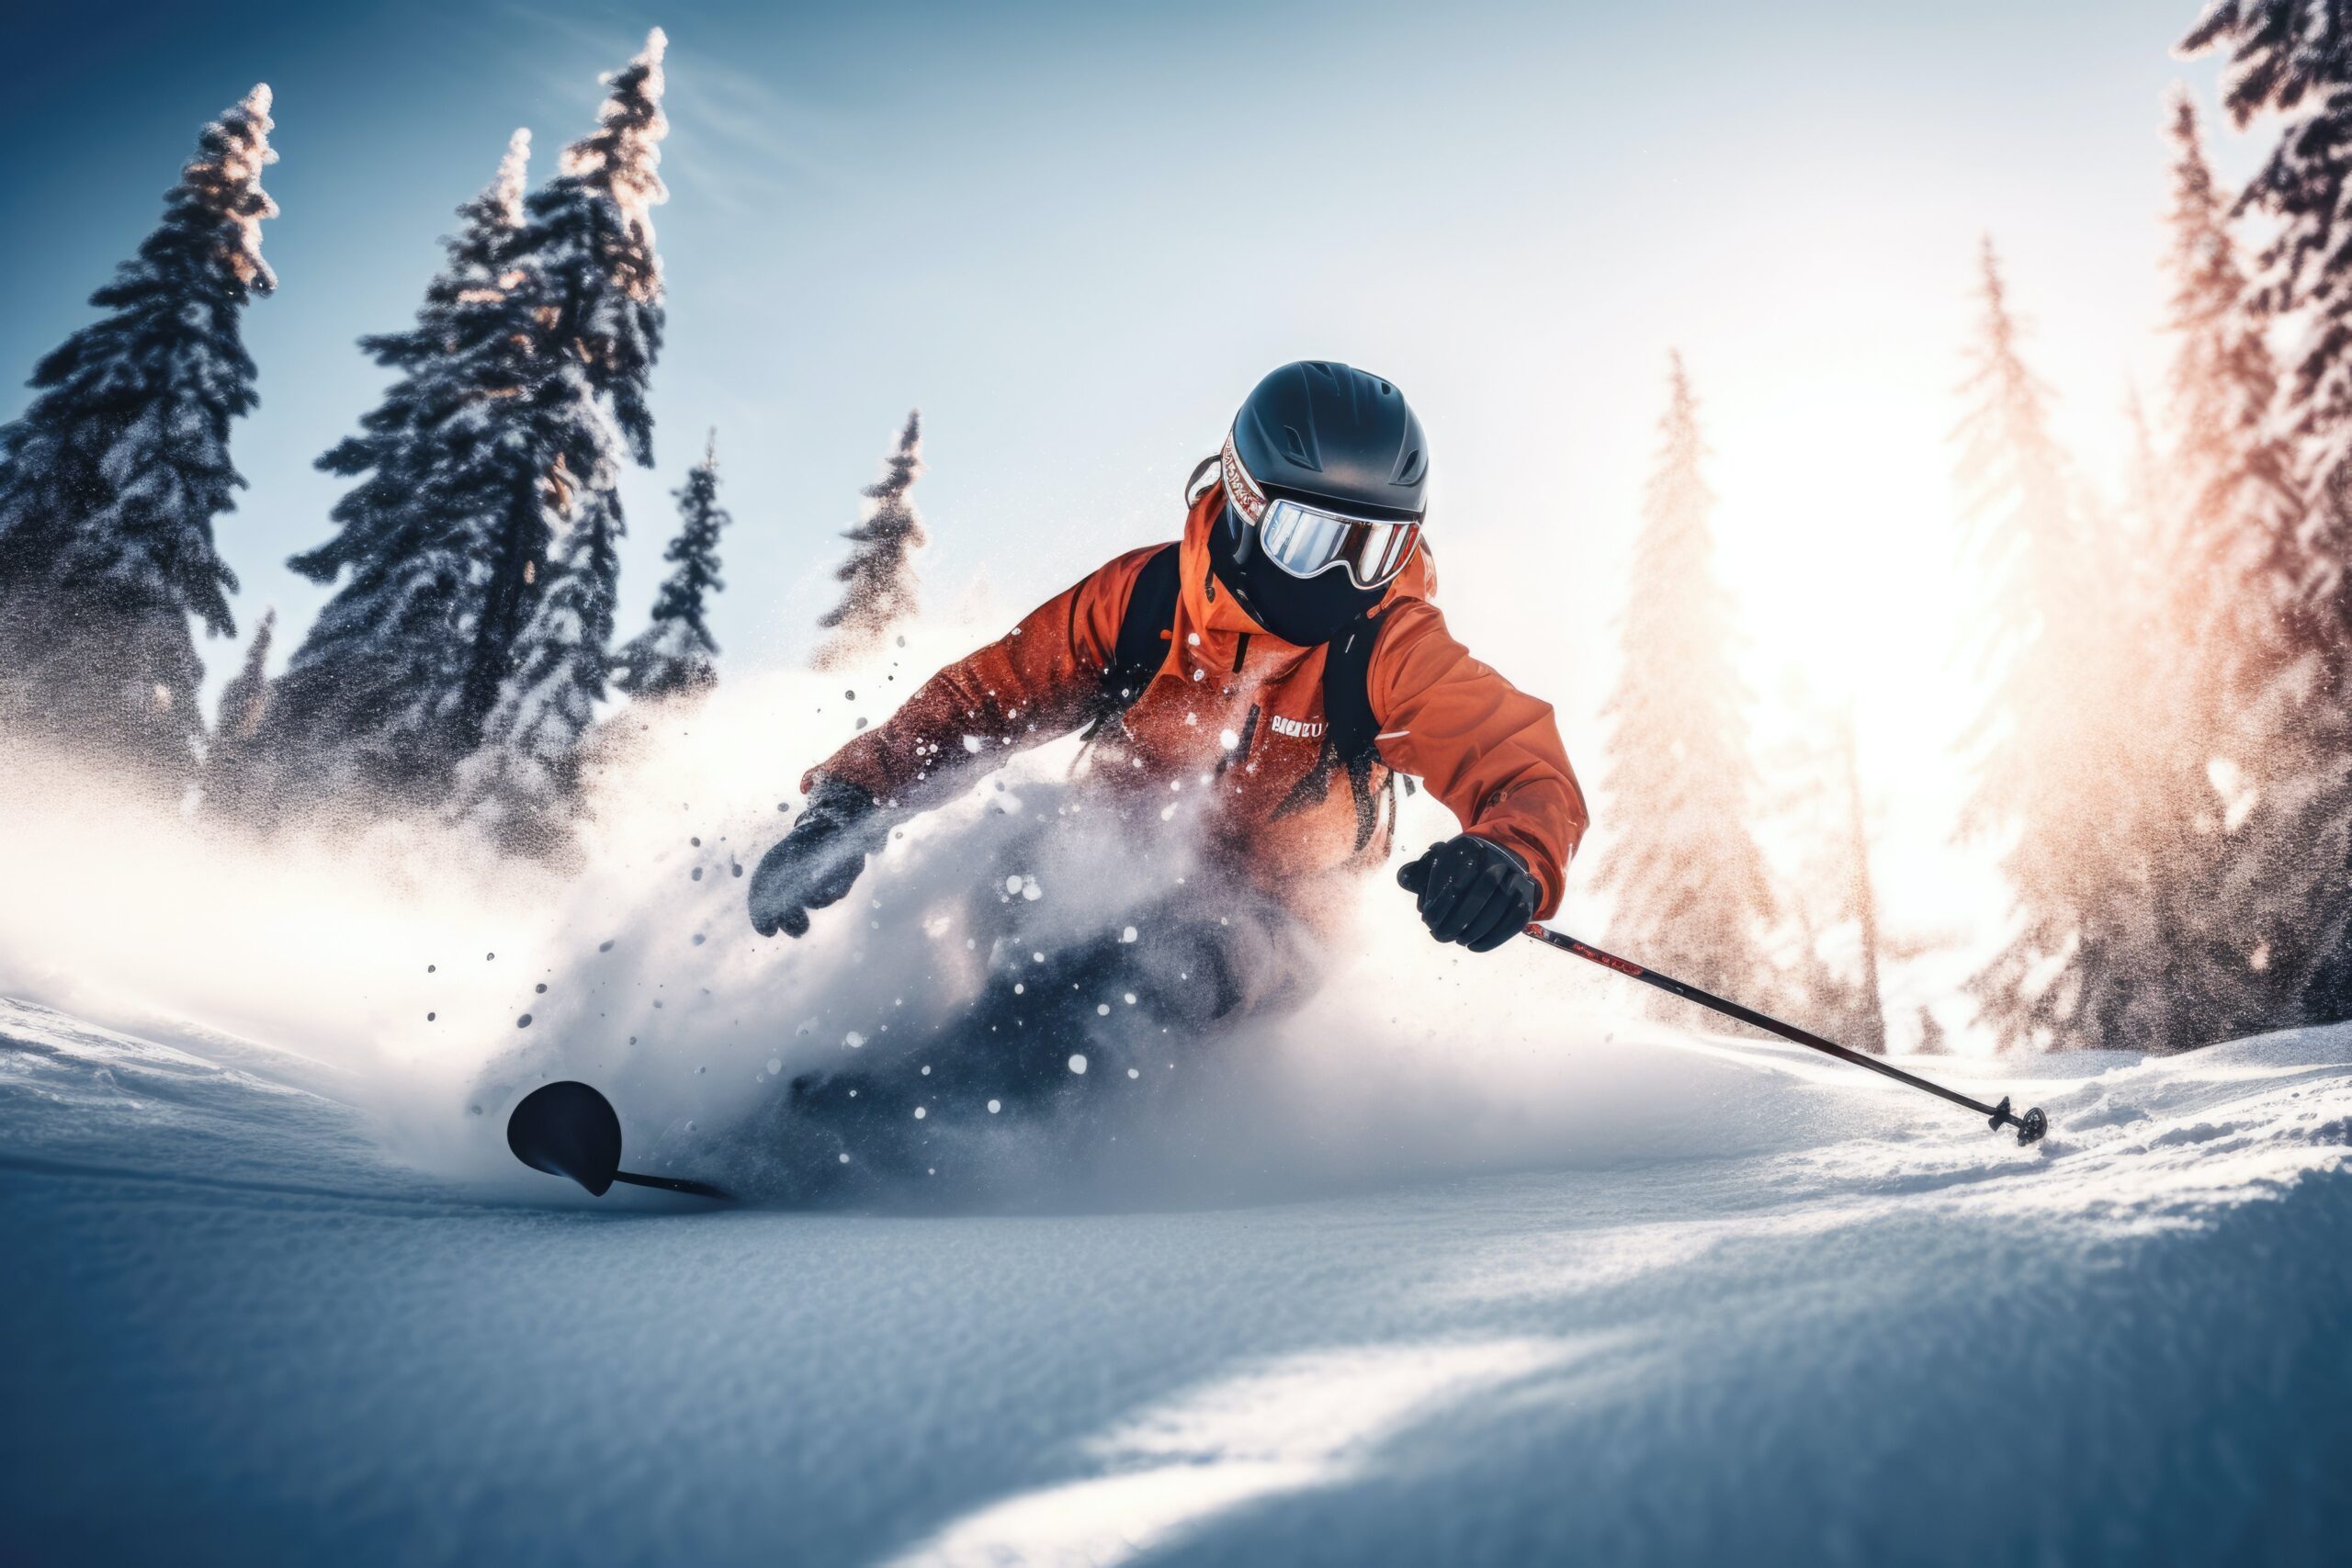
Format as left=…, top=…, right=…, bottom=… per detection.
left=748, top=778, right=888, bottom=938
left=1396, top=836, right=1539, bottom=953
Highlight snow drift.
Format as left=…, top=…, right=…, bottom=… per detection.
left=3, top=987, right=2346, bottom=1564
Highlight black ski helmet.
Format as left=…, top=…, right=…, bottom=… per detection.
left=1208, top=361, right=1430, bottom=645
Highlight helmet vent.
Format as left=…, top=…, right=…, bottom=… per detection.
left=1281, top=424, right=1316, bottom=467
left=1391, top=447, right=1426, bottom=486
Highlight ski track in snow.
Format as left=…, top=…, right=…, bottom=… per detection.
left=5, top=990, right=2351, bottom=1566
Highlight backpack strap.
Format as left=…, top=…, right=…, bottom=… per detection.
left=1320, top=610, right=1384, bottom=768
left=1268, top=607, right=1396, bottom=852
left=1097, top=543, right=1182, bottom=714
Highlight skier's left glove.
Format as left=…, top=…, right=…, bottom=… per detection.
left=1396, top=835, right=1539, bottom=953
left=749, top=777, right=888, bottom=938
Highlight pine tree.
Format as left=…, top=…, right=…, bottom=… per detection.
left=2123, top=386, right=2173, bottom=545
left=450, top=30, right=669, bottom=851
left=256, top=129, right=541, bottom=809
left=615, top=431, right=728, bottom=701
left=2128, top=89, right=2314, bottom=1043
left=1955, top=241, right=2154, bottom=1049
left=203, top=606, right=276, bottom=813
left=215, top=606, right=271, bottom=742
left=1756, top=689, right=1889, bottom=1052
left=0, top=85, right=277, bottom=787
left=216, top=607, right=275, bottom=741
left=1915, top=1007, right=1950, bottom=1055
left=448, top=498, right=622, bottom=855
left=2180, top=5, right=2352, bottom=1023
left=1594, top=355, right=1775, bottom=1003
left=2158, top=88, right=2303, bottom=706
left=813, top=411, right=927, bottom=670
left=1832, top=715, right=1890, bottom=1053
left=2183, top=4, right=2352, bottom=585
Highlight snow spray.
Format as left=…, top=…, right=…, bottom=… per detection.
left=0, top=614, right=1878, bottom=1211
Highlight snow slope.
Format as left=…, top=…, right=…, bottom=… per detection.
left=4, top=990, right=2347, bottom=1567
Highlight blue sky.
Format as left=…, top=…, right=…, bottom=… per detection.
left=5, top=0, right=2231, bottom=738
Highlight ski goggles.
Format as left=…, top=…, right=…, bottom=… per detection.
left=1220, top=432, right=1423, bottom=590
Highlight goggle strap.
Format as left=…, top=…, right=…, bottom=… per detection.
left=1220, top=431, right=1268, bottom=525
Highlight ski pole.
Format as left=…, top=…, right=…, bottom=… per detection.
left=1521, top=924, right=2047, bottom=1145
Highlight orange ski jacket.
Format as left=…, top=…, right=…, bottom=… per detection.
left=808, top=484, right=1589, bottom=925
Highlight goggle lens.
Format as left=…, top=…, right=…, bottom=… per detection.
left=1259, top=498, right=1421, bottom=590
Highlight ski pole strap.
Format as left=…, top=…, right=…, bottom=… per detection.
left=1521, top=925, right=2043, bottom=1140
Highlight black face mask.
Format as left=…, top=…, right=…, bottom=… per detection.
left=1208, top=503, right=1386, bottom=646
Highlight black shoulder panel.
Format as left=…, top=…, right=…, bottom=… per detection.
left=1101, top=543, right=1182, bottom=713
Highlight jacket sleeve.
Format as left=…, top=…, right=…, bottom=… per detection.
left=801, top=546, right=1167, bottom=805
left=1366, top=598, right=1589, bottom=919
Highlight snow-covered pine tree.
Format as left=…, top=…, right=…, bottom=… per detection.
left=215, top=606, right=276, bottom=745
left=2123, top=387, right=2173, bottom=545
left=256, top=130, right=541, bottom=810
left=450, top=30, right=669, bottom=852
left=1593, top=355, right=1775, bottom=1005
left=813, top=411, right=927, bottom=670
left=1955, top=241, right=2154, bottom=1050
left=2131, top=87, right=2315, bottom=1042
left=0, top=85, right=277, bottom=788
left=1755, top=683, right=1889, bottom=1052
left=1914, top=1007, right=1950, bottom=1055
left=614, top=431, right=728, bottom=701
left=2179, top=4, right=2352, bottom=1023
left=2158, top=88, right=2303, bottom=716
left=202, top=606, right=277, bottom=814
left=1830, top=714, right=1890, bottom=1052
left=448, top=492, right=623, bottom=855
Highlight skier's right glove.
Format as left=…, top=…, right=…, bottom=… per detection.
left=1396, top=835, right=1540, bottom=953
left=748, top=776, right=888, bottom=938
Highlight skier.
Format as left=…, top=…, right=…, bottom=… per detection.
left=749, top=362, right=1586, bottom=1095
